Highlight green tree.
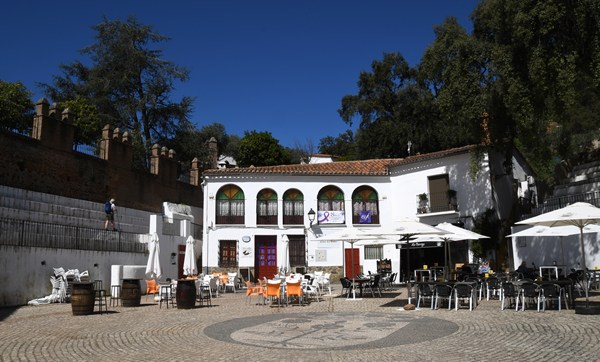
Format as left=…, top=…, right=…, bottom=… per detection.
left=236, top=130, right=290, bottom=167
left=165, top=122, right=232, bottom=174
left=472, top=0, right=600, bottom=184
left=40, top=16, right=193, bottom=168
left=419, top=17, right=489, bottom=150
left=318, top=130, right=358, bottom=161
left=338, top=52, right=439, bottom=159
left=0, top=80, right=34, bottom=133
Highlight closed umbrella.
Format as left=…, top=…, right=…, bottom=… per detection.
left=516, top=202, right=600, bottom=305
left=183, top=235, right=198, bottom=277
left=145, top=232, right=162, bottom=279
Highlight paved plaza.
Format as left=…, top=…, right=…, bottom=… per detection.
left=1, top=287, right=599, bottom=361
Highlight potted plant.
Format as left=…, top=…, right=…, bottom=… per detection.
left=447, top=189, right=457, bottom=208
left=418, top=193, right=428, bottom=213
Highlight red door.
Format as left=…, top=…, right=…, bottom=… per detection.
left=344, top=248, right=361, bottom=278
left=255, top=236, right=278, bottom=280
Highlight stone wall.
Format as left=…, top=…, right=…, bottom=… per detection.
left=0, top=99, right=203, bottom=213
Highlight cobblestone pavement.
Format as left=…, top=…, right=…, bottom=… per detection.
left=1, top=287, right=600, bottom=362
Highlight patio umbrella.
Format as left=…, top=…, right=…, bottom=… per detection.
left=516, top=202, right=600, bottom=304
left=183, top=235, right=197, bottom=277
left=507, top=224, right=600, bottom=270
left=363, top=219, right=444, bottom=282
left=145, top=232, right=162, bottom=279
left=435, top=222, right=490, bottom=279
left=318, top=228, right=388, bottom=300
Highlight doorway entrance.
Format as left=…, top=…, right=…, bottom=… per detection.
left=344, top=248, right=360, bottom=278
left=255, top=235, right=277, bottom=280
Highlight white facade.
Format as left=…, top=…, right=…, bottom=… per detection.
left=201, top=146, right=533, bottom=281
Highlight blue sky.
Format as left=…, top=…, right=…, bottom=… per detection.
left=1, top=1, right=478, bottom=149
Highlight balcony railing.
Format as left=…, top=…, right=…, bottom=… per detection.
left=416, top=190, right=458, bottom=214
left=521, top=190, right=600, bottom=219
left=0, top=217, right=145, bottom=253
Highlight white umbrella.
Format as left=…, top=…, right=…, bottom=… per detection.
left=435, top=222, right=490, bottom=279
left=363, top=219, right=444, bottom=282
left=183, top=235, right=197, bottom=277
left=516, top=202, right=600, bottom=304
left=508, top=224, right=600, bottom=274
left=318, top=228, right=387, bottom=300
left=145, top=232, right=162, bottom=279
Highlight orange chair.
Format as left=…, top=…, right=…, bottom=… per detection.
left=286, top=281, right=303, bottom=306
left=145, top=279, right=159, bottom=302
left=265, top=280, right=282, bottom=307
left=245, top=280, right=264, bottom=305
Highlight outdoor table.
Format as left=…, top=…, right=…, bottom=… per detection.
left=414, top=269, right=434, bottom=282
left=352, top=278, right=372, bottom=297
left=539, top=265, right=567, bottom=280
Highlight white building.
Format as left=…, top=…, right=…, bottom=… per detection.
left=201, top=145, right=536, bottom=283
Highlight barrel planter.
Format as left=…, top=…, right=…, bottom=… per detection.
left=121, top=279, right=141, bottom=307
left=176, top=279, right=196, bottom=309
left=71, top=282, right=94, bottom=316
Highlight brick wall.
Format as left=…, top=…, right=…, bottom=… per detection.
left=0, top=99, right=203, bottom=213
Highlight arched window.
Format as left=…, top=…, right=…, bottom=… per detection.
left=283, top=189, right=304, bottom=225
left=352, top=186, right=379, bottom=224
left=257, top=188, right=278, bottom=225
left=317, top=186, right=345, bottom=224
left=216, top=185, right=245, bottom=224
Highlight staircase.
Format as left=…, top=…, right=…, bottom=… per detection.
left=526, top=160, right=600, bottom=217
left=0, top=185, right=150, bottom=233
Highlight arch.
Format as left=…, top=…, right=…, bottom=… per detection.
left=283, top=188, right=304, bottom=225
left=352, top=185, right=379, bottom=224
left=216, top=184, right=245, bottom=224
left=257, top=188, right=278, bottom=225
left=317, top=185, right=345, bottom=225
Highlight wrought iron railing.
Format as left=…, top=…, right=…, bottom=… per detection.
left=416, top=191, right=458, bottom=214
left=522, top=190, right=600, bottom=219
left=0, top=217, right=145, bottom=253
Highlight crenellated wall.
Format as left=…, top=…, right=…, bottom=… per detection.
left=0, top=98, right=203, bottom=213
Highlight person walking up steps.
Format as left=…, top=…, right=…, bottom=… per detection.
left=104, top=198, right=117, bottom=230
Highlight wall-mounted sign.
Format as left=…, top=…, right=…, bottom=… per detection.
left=317, top=210, right=345, bottom=224
left=242, top=236, right=251, bottom=243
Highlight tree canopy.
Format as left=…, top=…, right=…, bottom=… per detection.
left=0, top=80, right=33, bottom=134
left=236, top=130, right=290, bottom=167
left=40, top=16, right=193, bottom=168
left=336, top=0, right=600, bottom=187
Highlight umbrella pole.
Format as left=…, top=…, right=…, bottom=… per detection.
left=579, top=227, right=589, bottom=306
left=347, top=240, right=360, bottom=300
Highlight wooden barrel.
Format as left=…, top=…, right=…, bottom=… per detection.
left=176, top=279, right=196, bottom=309
left=121, top=279, right=141, bottom=307
left=71, top=282, right=94, bottom=316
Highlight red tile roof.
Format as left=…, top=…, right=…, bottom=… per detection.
left=203, top=145, right=477, bottom=176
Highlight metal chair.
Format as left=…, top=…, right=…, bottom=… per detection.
left=538, top=283, right=567, bottom=311
left=500, top=282, right=519, bottom=311
left=453, top=283, right=475, bottom=311
left=518, top=282, right=541, bottom=312
left=159, top=284, right=174, bottom=309
left=416, top=283, right=435, bottom=309
left=109, top=285, right=121, bottom=307
left=93, top=280, right=108, bottom=314
left=434, top=283, right=453, bottom=310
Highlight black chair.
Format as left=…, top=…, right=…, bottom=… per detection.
left=340, top=278, right=354, bottom=297
left=416, top=283, right=434, bottom=309
left=500, top=282, right=518, bottom=311
left=434, top=283, right=453, bottom=310
left=538, top=283, right=567, bottom=311
left=518, top=282, right=541, bottom=311
left=485, top=277, right=501, bottom=300
left=365, top=275, right=382, bottom=297
left=453, top=283, right=475, bottom=311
